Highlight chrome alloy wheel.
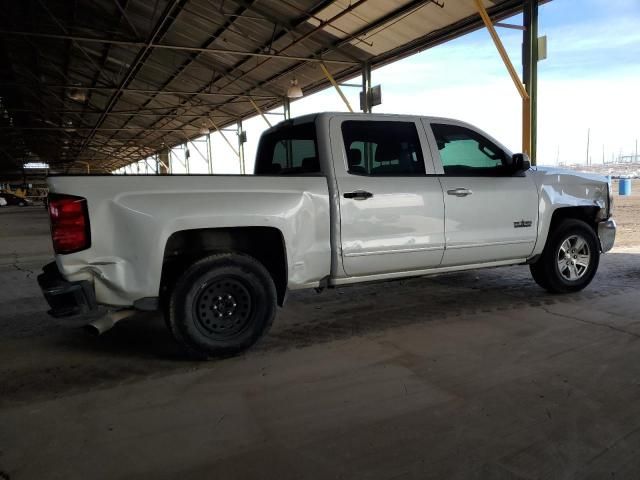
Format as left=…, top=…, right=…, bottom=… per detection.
left=556, top=234, right=591, bottom=281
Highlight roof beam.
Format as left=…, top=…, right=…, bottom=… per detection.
left=1, top=126, right=197, bottom=132
left=0, top=31, right=358, bottom=65
left=74, top=0, right=188, bottom=162
left=112, top=0, right=367, bottom=160
left=195, top=0, right=529, bottom=130
left=9, top=108, right=238, bottom=118
left=78, top=0, right=133, bottom=126
left=94, top=0, right=265, bottom=163
left=91, top=0, right=342, bottom=162
left=3, top=83, right=280, bottom=99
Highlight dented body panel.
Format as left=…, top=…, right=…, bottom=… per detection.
left=47, top=175, right=331, bottom=306
left=529, top=167, right=610, bottom=256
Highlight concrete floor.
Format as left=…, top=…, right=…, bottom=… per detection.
left=1, top=207, right=640, bottom=480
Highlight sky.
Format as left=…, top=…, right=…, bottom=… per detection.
left=117, top=0, right=640, bottom=174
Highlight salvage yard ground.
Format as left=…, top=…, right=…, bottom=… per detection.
left=0, top=180, right=639, bottom=479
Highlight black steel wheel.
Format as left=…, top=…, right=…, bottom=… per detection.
left=168, top=253, right=276, bottom=358
left=193, top=277, right=253, bottom=338
left=530, top=219, right=600, bottom=293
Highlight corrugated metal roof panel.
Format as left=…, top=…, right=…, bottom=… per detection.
left=0, top=0, right=545, bottom=173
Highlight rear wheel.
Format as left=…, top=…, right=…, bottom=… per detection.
left=529, top=219, right=599, bottom=293
left=167, top=253, right=276, bottom=358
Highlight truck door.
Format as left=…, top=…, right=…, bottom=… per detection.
left=424, top=120, right=539, bottom=266
left=331, top=117, right=445, bottom=277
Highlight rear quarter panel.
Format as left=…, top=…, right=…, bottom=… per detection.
left=48, top=175, right=331, bottom=306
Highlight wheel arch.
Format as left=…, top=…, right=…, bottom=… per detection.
left=549, top=206, right=600, bottom=232
left=160, top=227, right=288, bottom=306
left=532, top=204, right=602, bottom=257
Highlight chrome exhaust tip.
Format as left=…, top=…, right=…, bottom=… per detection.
left=85, top=309, right=135, bottom=335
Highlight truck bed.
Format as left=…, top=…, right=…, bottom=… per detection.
left=48, top=175, right=331, bottom=306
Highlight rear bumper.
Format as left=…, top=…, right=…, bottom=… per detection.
left=598, top=218, right=616, bottom=253
left=37, top=262, right=103, bottom=321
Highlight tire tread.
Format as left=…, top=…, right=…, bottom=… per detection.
left=167, top=252, right=276, bottom=359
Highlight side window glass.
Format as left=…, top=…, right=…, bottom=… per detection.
left=341, top=121, right=425, bottom=176
left=431, top=123, right=509, bottom=176
left=273, top=139, right=316, bottom=169
left=255, top=122, right=319, bottom=175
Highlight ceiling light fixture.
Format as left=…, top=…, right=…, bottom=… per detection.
left=286, top=78, right=303, bottom=99
left=199, top=124, right=210, bottom=135
left=67, top=86, right=88, bottom=103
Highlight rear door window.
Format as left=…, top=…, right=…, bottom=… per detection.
left=341, top=121, right=426, bottom=176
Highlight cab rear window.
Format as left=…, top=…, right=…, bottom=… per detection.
left=254, top=122, right=320, bottom=175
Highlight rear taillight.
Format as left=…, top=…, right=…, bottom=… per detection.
left=48, top=194, right=91, bottom=254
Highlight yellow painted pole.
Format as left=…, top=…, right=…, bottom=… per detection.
left=209, top=118, right=240, bottom=159
left=473, top=0, right=530, bottom=154
left=474, top=0, right=529, bottom=101
left=248, top=97, right=272, bottom=127
left=320, top=62, right=354, bottom=113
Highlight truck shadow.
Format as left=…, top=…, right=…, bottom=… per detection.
left=3, top=251, right=638, bottom=407
left=261, top=251, right=640, bottom=351
left=58, top=312, right=184, bottom=360
left=62, top=251, right=640, bottom=358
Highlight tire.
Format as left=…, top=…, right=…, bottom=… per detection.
left=167, top=253, right=277, bottom=358
left=529, top=219, right=600, bottom=293
left=529, top=260, right=551, bottom=291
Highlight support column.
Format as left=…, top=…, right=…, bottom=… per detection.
left=237, top=120, right=246, bottom=174
left=361, top=62, right=372, bottom=113
left=210, top=118, right=240, bottom=171
left=185, top=143, right=190, bottom=174
left=523, top=0, right=539, bottom=165
left=283, top=96, right=291, bottom=120
left=158, top=149, right=169, bottom=174
left=474, top=0, right=531, bottom=158
left=206, top=132, right=213, bottom=174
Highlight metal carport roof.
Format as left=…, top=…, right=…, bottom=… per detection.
left=0, top=0, right=542, bottom=175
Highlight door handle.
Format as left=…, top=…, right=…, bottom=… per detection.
left=447, top=188, right=473, bottom=197
left=343, top=190, right=373, bottom=200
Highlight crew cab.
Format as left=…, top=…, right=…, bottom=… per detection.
left=38, top=113, right=616, bottom=357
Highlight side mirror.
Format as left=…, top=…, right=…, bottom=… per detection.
left=511, top=153, right=531, bottom=172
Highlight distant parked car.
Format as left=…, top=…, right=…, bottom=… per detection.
left=0, top=193, right=32, bottom=206
left=0, top=197, right=7, bottom=207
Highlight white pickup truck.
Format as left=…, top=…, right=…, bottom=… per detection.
left=38, top=112, right=616, bottom=357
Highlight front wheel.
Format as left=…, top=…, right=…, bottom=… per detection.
left=167, top=253, right=277, bottom=358
left=530, top=219, right=600, bottom=293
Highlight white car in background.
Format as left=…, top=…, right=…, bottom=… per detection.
left=0, top=197, right=7, bottom=207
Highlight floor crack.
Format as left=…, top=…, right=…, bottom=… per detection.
left=540, top=306, right=640, bottom=339
left=11, top=253, right=34, bottom=278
